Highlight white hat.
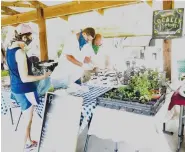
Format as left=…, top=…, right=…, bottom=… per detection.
left=16, top=24, right=32, bottom=35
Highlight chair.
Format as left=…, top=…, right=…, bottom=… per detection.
left=1, top=90, right=21, bottom=130
left=1, top=90, right=45, bottom=131
left=13, top=95, right=45, bottom=131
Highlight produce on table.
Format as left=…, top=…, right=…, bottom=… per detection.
left=103, top=69, right=166, bottom=103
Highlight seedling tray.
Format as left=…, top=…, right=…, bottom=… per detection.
left=96, top=89, right=166, bottom=116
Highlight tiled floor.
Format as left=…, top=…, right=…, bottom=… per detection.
left=1, top=106, right=185, bottom=152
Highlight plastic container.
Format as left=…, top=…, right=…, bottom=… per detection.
left=96, top=89, right=166, bottom=116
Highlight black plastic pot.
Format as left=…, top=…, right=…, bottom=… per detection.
left=96, top=88, right=166, bottom=116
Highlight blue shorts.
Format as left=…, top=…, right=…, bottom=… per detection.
left=11, top=91, right=40, bottom=111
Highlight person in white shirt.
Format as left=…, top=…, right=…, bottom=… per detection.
left=82, top=34, right=112, bottom=70
left=80, top=34, right=113, bottom=83
left=51, top=27, right=95, bottom=88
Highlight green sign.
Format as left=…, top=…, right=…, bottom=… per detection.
left=152, top=8, right=184, bottom=39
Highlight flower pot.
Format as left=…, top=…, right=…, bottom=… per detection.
left=151, top=94, right=161, bottom=100
left=151, top=89, right=160, bottom=94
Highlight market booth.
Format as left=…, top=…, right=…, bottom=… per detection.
left=1, top=0, right=185, bottom=152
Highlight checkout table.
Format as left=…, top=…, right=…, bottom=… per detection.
left=83, top=92, right=173, bottom=152
left=1, top=67, right=183, bottom=151
left=1, top=85, right=111, bottom=134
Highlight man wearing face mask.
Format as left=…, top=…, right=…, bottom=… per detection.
left=6, top=24, right=51, bottom=151
left=51, top=27, right=95, bottom=88
left=82, top=34, right=112, bottom=70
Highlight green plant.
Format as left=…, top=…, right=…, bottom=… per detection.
left=1, top=70, right=9, bottom=77
left=104, top=69, right=165, bottom=103
left=147, top=70, right=160, bottom=90
left=48, top=86, right=54, bottom=92
left=118, top=86, right=127, bottom=94
left=57, top=44, right=64, bottom=58
left=129, top=73, right=152, bottom=100
left=140, top=95, right=151, bottom=103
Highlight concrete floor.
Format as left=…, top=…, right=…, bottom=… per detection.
left=1, top=106, right=185, bottom=152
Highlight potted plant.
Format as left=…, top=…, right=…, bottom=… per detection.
left=129, top=73, right=152, bottom=103
left=147, top=70, right=163, bottom=99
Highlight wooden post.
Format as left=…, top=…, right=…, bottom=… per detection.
left=163, top=0, right=174, bottom=80
left=37, top=7, right=48, bottom=61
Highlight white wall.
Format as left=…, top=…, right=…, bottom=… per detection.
left=46, top=18, right=71, bottom=59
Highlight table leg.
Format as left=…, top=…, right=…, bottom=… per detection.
left=163, top=123, right=174, bottom=135
left=176, top=106, right=184, bottom=152
left=83, top=135, right=91, bottom=152
left=83, top=114, right=93, bottom=152
left=114, top=142, right=118, bottom=152
left=182, top=107, right=185, bottom=138
left=9, top=108, right=14, bottom=125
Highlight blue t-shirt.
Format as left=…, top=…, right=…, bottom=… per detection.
left=6, top=47, right=37, bottom=94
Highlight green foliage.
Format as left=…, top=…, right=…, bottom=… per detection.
left=129, top=72, right=152, bottom=102
left=147, top=70, right=160, bottom=90
left=48, top=86, right=54, bottom=92
left=57, top=50, right=62, bottom=58
left=1, top=70, right=9, bottom=77
left=118, top=86, right=127, bottom=94
left=104, top=69, right=165, bottom=103
left=57, top=44, right=64, bottom=58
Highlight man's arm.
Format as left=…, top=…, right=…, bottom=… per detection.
left=66, top=55, right=83, bottom=67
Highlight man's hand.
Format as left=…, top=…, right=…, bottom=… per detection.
left=84, top=57, right=91, bottom=64
left=44, top=71, right=52, bottom=78
left=82, top=64, right=94, bottom=70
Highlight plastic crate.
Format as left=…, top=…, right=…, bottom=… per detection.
left=96, top=91, right=166, bottom=116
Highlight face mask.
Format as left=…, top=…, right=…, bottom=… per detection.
left=92, top=45, right=99, bottom=54
left=78, top=32, right=87, bottom=50
left=25, top=37, right=32, bottom=46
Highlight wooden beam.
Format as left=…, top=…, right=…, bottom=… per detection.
left=71, top=28, right=151, bottom=38
left=97, top=9, right=104, bottom=15
left=1, top=1, right=141, bottom=26
left=163, top=0, right=174, bottom=80
left=29, top=1, right=69, bottom=21
left=2, top=12, right=9, bottom=15
left=163, top=0, right=174, bottom=10
left=44, top=1, right=141, bottom=19
left=28, top=1, right=47, bottom=8
left=1, top=1, right=35, bottom=8
left=11, top=23, right=20, bottom=27
left=104, top=34, right=151, bottom=38
left=1, top=6, right=20, bottom=15
left=37, top=7, right=48, bottom=61
left=145, top=0, right=152, bottom=7
left=1, top=10, right=37, bottom=26
left=60, top=16, right=68, bottom=21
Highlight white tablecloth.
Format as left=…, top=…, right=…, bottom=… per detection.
left=88, top=96, right=172, bottom=152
